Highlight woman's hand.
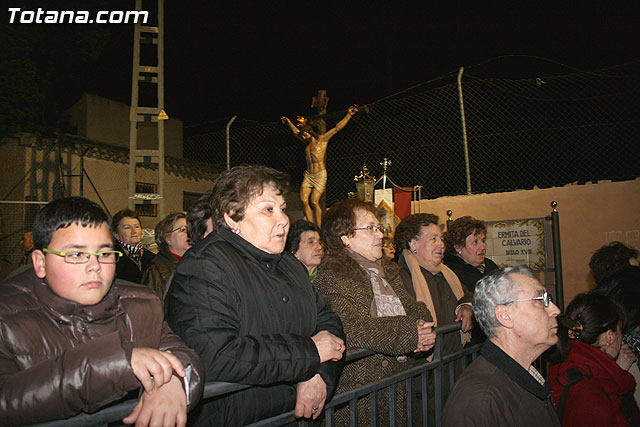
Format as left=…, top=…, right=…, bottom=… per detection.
left=294, top=374, right=327, bottom=420
left=415, top=319, right=436, bottom=352
left=616, top=343, right=637, bottom=371
left=311, top=330, right=344, bottom=363
left=455, top=304, right=474, bottom=332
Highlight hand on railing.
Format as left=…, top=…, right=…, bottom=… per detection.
left=455, top=304, right=474, bottom=332
left=311, top=330, right=345, bottom=363
left=294, top=374, right=327, bottom=420
left=122, top=375, right=187, bottom=427
left=415, top=319, right=436, bottom=353
left=131, top=348, right=185, bottom=393
left=31, top=322, right=476, bottom=426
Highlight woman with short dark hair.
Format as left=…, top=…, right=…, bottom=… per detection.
left=314, top=199, right=434, bottom=426
left=285, top=219, right=323, bottom=280
left=444, top=215, right=499, bottom=345
left=589, top=241, right=639, bottom=286
left=111, top=208, right=154, bottom=283
left=394, top=213, right=474, bottom=343
left=165, top=164, right=345, bottom=425
left=444, top=216, right=499, bottom=293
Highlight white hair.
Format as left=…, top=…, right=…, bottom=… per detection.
left=473, top=266, right=533, bottom=338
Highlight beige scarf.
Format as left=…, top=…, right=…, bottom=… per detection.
left=402, top=249, right=471, bottom=345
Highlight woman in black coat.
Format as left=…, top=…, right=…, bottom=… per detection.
left=111, top=209, right=154, bottom=283
left=443, top=216, right=499, bottom=346
left=165, top=165, right=345, bottom=426
left=443, top=216, right=499, bottom=293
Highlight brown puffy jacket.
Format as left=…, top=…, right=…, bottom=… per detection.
left=0, top=269, right=203, bottom=426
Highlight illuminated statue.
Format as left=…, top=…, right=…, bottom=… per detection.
left=282, top=105, right=358, bottom=227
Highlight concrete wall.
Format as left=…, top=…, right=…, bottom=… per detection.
left=415, top=179, right=640, bottom=308
left=0, top=138, right=215, bottom=263
left=67, top=93, right=183, bottom=159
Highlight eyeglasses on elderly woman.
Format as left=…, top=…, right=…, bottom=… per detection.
left=353, top=224, right=386, bottom=234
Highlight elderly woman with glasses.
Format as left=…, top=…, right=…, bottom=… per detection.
left=142, top=212, right=191, bottom=300
left=314, top=199, right=434, bottom=426
left=165, top=165, right=345, bottom=425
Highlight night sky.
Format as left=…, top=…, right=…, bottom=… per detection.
left=4, top=2, right=640, bottom=132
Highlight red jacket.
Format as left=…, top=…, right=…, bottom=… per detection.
left=548, top=340, right=638, bottom=427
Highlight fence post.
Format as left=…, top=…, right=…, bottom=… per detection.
left=457, top=67, right=472, bottom=195
left=226, top=115, right=237, bottom=170
left=446, top=210, right=453, bottom=231
left=433, top=331, right=443, bottom=427
left=550, top=201, right=564, bottom=311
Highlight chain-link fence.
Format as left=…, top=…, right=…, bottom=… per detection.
left=184, top=61, right=640, bottom=205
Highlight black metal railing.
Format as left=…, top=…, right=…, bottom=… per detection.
left=35, top=322, right=482, bottom=427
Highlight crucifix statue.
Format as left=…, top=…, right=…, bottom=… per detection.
left=282, top=100, right=358, bottom=228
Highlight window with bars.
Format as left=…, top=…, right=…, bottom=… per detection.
left=135, top=182, right=157, bottom=217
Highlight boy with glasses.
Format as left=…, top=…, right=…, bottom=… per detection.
left=0, top=196, right=203, bottom=425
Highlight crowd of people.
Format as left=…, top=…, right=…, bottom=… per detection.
left=0, top=163, right=638, bottom=426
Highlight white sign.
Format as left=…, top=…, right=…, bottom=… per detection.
left=485, top=218, right=546, bottom=270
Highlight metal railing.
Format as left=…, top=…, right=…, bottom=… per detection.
left=35, top=322, right=482, bottom=427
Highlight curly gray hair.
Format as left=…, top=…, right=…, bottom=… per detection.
left=473, top=266, right=534, bottom=338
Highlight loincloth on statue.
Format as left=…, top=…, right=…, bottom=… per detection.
left=302, top=169, right=327, bottom=192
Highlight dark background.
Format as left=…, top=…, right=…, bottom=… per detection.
left=2, top=1, right=639, bottom=135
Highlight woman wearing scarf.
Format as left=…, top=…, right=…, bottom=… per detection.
left=394, top=213, right=474, bottom=423
left=111, top=209, right=155, bottom=283
left=314, top=199, right=434, bottom=426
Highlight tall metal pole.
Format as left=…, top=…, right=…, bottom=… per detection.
left=457, top=67, right=472, bottom=195
left=157, top=0, right=165, bottom=219
left=226, top=115, right=237, bottom=170
left=551, top=201, right=564, bottom=311
left=127, top=0, right=142, bottom=211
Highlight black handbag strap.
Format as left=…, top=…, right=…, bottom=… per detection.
left=557, top=368, right=584, bottom=422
